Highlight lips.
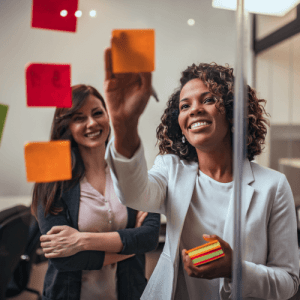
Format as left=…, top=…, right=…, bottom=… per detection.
left=188, top=120, right=211, bottom=130
left=85, top=130, right=102, bottom=138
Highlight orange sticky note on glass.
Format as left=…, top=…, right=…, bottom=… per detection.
left=0, top=104, right=9, bottom=146
left=111, top=29, right=155, bottom=73
left=24, top=141, right=72, bottom=183
left=31, top=0, right=78, bottom=32
left=26, top=63, right=72, bottom=107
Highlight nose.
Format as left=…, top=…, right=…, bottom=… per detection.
left=189, top=104, right=204, bottom=116
left=86, top=116, right=98, bottom=128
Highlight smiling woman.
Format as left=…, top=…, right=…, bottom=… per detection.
left=30, top=84, right=160, bottom=300
left=103, top=47, right=299, bottom=300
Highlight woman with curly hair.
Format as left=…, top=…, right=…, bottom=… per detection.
left=104, top=48, right=299, bottom=300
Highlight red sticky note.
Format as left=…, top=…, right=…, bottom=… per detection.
left=26, top=63, right=72, bottom=107
left=111, top=29, right=155, bottom=73
left=31, top=0, right=78, bottom=32
left=24, top=141, right=72, bottom=183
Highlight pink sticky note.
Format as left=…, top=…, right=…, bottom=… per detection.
left=26, top=63, right=72, bottom=107
left=31, top=0, right=78, bottom=32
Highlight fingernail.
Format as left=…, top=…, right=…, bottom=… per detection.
left=203, top=234, right=210, bottom=238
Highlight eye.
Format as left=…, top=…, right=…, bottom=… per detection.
left=203, top=97, right=216, bottom=104
left=180, top=103, right=189, bottom=110
left=73, top=116, right=84, bottom=122
left=94, top=110, right=103, bottom=117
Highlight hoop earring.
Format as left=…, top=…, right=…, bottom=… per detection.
left=182, top=135, right=186, bottom=143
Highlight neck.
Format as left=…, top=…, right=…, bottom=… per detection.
left=78, top=144, right=107, bottom=175
left=196, top=140, right=233, bottom=183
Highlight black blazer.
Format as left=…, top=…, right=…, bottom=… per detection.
left=37, top=183, right=160, bottom=300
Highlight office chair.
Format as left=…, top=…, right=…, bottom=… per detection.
left=0, top=205, right=38, bottom=300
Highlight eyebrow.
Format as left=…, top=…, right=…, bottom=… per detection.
left=73, top=107, right=102, bottom=115
left=179, top=91, right=211, bottom=102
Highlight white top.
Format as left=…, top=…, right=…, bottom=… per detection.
left=178, top=170, right=233, bottom=300
left=78, top=167, right=128, bottom=300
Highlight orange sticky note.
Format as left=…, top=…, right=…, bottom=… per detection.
left=24, top=141, right=72, bottom=183
left=111, top=29, right=155, bottom=73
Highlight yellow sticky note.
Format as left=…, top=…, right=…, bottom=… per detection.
left=111, top=29, right=155, bottom=73
left=24, top=141, right=72, bottom=183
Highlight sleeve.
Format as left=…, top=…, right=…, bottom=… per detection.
left=37, top=197, right=105, bottom=272
left=105, top=138, right=168, bottom=215
left=221, top=174, right=300, bottom=300
left=117, top=212, right=161, bottom=255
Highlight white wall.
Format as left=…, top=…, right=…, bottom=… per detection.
left=0, top=0, right=238, bottom=197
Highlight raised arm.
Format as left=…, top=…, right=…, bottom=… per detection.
left=103, top=48, right=152, bottom=158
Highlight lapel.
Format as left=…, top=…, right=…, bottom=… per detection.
left=223, top=159, right=255, bottom=249
left=61, top=183, right=80, bottom=230
left=168, top=159, right=199, bottom=260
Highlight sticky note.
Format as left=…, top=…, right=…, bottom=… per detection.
left=111, top=29, right=155, bottom=73
left=0, top=104, right=9, bottom=146
left=31, top=0, right=78, bottom=32
left=24, top=141, right=72, bottom=182
left=26, top=63, right=72, bottom=107
left=186, top=240, right=225, bottom=266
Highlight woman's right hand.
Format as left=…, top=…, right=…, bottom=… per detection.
left=135, top=211, right=148, bottom=228
left=103, top=48, right=152, bottom=158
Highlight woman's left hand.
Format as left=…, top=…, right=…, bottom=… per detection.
left=182, top=234, right=232, bottom=280
left=40, top=225, right=83, bottom=258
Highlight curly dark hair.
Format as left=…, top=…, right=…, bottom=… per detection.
left=156, top=63, right=269, bottom=161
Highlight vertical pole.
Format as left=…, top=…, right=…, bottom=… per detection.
left=233, top=0, right=246, bottom=299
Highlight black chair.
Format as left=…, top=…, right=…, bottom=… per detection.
left=0, top=205, right=41, bottom=300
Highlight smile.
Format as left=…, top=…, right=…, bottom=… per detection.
left=190, top=122, right=210, bottom=129
left=85, top=130, right=101, bottom=138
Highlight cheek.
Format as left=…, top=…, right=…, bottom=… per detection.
left=177, top=114, right=185, bottom=132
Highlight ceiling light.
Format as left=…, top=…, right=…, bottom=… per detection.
left=60, top=10, right=68, bottom=17
left=187, top=19, right=195, bottom=26
left=212, top=0, right=300, bottom=16
left=75, top=10, right=82, bottom=18
left=89, top=10, right=96, bottom=17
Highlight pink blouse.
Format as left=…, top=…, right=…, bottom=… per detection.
left=78, top=167, right=128, bottom=300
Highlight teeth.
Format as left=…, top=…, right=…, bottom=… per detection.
left=191, top=122, right=209, bottom=129
left=86, top=131, right=100, bottom=137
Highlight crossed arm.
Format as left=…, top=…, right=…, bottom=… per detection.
left=40, top=210, right=149, bottom=267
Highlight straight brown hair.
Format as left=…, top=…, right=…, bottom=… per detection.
left=31, top=85, right=108, bottom=217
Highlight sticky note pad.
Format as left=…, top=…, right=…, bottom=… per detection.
left=186, top=240, right=225, bottom=266
left=111, top=29, right=155, bottom=73
left=0, top=104, right=9, bottom=146
left=26, top=63, right=72, bottom=107
left=24, top=141, right=72, bottom=183
left=31, top=0, right=78, bottom=32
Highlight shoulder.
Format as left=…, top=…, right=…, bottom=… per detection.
left=250, top=161, right=287, bottom=191
left=154, top=153, right=198, bottom=169
left=250, top=161, right=284, bottom=181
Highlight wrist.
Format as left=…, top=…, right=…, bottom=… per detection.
left=80, top=232, right=90, bottom=251
left=113, top=126, right=140, bottom=159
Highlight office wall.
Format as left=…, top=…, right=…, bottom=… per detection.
left=0, top=0, right=239, bottom=196
left=255, top=9, right=300, bottom=167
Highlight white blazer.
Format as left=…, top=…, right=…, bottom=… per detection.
left=106, top=140, right=299, bottom=300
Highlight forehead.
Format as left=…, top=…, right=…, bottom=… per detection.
left=179, top=78, right=210, bottom=100
left=77, top=94, right=104, bottom=112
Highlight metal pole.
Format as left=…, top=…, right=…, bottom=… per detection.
left=233, top=0, right=246, bottom=299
